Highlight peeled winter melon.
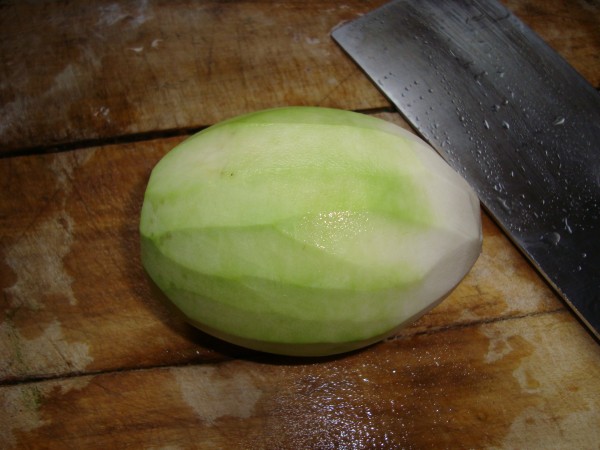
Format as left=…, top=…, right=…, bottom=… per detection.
left=140, top=107, right=481, bottom=356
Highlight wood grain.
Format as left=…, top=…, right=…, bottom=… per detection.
left=1, top=1, right=599, bottom=448
left=506, top=0, right=600, bottom=85
left=0, top=126, right=562, bottom=383
left=0, top=0, right=389, bottom=154
left=1, top=0, right=598, bottom=155
left=2, top=312, right=599, bottom=449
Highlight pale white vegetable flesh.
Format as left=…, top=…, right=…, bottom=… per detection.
left=140, top=107, right=482, bottom=356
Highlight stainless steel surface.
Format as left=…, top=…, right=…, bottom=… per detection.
left=332, top=0, right=600, bottom=338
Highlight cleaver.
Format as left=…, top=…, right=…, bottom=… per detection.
left=332, top=0, right=600, bottom=339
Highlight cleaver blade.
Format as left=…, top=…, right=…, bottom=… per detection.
left=332, top=0, right=600, bottom=339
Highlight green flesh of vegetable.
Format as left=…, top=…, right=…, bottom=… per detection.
left=140, top=107, right=482, bottom=356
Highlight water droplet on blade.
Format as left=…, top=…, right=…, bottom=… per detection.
left=540, top=231, right=561, bottom=246
left=497, top=197, right=511, bottom=212
left=563, top=217, right=573, bottom=234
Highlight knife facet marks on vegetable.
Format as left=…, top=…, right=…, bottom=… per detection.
left=140, top=107, right=482, bottom=356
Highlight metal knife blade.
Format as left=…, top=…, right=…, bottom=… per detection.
left=332, top=0, right=600, bottom=339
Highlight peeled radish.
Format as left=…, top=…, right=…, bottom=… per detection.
left=140, top=107, right=481, bottom=356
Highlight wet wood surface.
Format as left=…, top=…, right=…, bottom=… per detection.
left=1, top=1, right=599, bottom=448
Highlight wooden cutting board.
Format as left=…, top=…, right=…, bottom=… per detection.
left=1, top=1, right=599, bottom=448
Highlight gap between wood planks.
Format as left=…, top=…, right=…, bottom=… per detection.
left=0, top=126, right=204, bottom=159
left=0, top=107, right=397, bottom=159
left=0, top=307, right=566, bottom=389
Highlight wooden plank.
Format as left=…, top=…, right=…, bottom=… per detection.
left=2, top=312, right=599, bottom=449
left=505, top=0, right=600, bottom=85
left=0, top=0, right=389, bottom=154
left=1, top=1, right=598, bottom=448
left=1, top=0, right=598, bottom=155
left=0, top=115, right=564, bottom=382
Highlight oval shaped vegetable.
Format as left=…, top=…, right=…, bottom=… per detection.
left=140, top=107, right=481, bottom=356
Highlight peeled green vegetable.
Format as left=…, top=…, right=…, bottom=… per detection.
left=140, top=107, right=481, bottom=356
